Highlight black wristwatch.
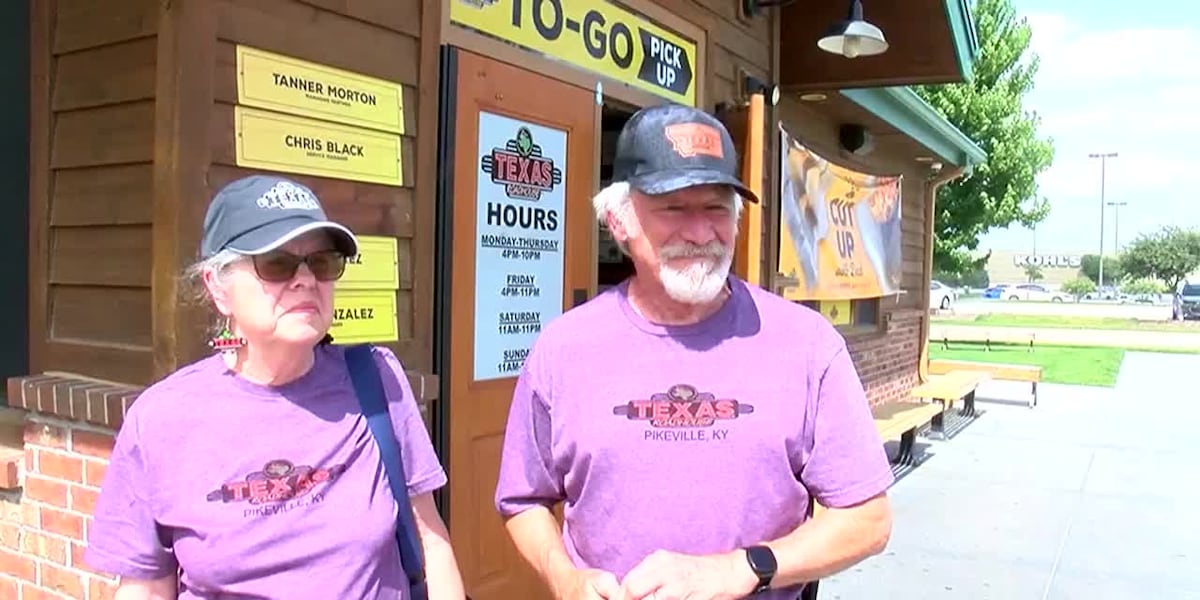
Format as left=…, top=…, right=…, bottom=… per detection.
left=743, top=545, right=777, bottom=594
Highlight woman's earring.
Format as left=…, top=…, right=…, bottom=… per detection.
left=208, top=321, right=245, bottom=369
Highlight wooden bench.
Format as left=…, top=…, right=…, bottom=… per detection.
left=929, top=359, right=1042, bottom=408
left=910, top=370, right=989, bottom=437
left=871, top=400, right=945, bottom=466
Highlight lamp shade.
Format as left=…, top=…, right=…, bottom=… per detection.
left=816, top=0, right=889, bottom=58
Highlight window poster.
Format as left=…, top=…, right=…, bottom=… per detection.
left=473, top=112, right=567, bottom=381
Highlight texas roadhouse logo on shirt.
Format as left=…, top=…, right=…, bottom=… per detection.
left=613, top=384, right=753, bottom=442
left=207, top=459, right=347, bottom=508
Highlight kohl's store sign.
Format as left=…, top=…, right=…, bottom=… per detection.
left=1013, top=254, right=1082, bottom=269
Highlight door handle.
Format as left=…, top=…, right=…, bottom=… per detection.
left=572, top=288, right=589, bottom=308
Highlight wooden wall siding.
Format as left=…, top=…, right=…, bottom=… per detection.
left=29, top=0, right=433, bottom=389
left=204, top=0, right=431, bottom=373
left=678, top=0, right=772, bottom=107
left=898, top=177, right=926, bottom=311
left=29, top=0, right=160, bottom=387
left=53, top=0, right=158, bottom=55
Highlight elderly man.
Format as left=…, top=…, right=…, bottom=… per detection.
left=494, top=104, right=894, bottom=600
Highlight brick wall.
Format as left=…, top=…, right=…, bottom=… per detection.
left=848, top=310, right=925, bottom=408
left=2, top=417, right=117, bottom=599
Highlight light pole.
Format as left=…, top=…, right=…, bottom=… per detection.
left=1089, top=152, right=1117, bottom=289
left=1107, top=200, right=1128, bottom=251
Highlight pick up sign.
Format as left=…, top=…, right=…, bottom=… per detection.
left=637, top=30, right=693, bottom=98
left=451, top=0, right=699, bottom=106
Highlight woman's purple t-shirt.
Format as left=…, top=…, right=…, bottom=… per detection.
left=494, top=277, right=895, bottom=599
left=86, top=345, right=447, bottom=599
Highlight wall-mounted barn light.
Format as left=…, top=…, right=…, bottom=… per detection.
left=741, top=0, right=798, bottom=18
left=744, top=75, right=781, bottom=106
left=817, top=0, right=889, bottom=59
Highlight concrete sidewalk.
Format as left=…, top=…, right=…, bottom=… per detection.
left=822, top=352, right=1200, bottom=599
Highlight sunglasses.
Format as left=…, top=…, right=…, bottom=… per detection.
left=250, top=249, right=347, bottom=283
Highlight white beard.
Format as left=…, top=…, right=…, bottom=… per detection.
left=657, top=242, right=733, bottom=304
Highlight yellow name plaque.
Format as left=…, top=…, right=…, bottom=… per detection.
left=236, top=45, right=405, bottom=134
left=235, top=106, right=404, bottom=187
left=340, top=235, right=400, bottom=290
left=332, top=289, right=399, bottom=344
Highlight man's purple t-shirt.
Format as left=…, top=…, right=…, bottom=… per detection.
left=494, top=277, right=894, bottom=599
left=86, top=345, right=446, bottom=599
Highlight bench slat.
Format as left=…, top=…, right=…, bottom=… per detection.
left=929, top=359, right=1043, bottom=382
left=873, top=401, right=943, bottom=441
left=910, top=370, right=988, bottom=402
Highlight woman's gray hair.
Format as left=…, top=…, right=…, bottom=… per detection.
left=590, top=182, right=745, bottom=255
left=176, top=250, right=242, bottom=340
left=181, top=249, right=242, bottom=304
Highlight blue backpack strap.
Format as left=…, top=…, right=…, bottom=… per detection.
left=344, top=344, right=429, bottom=600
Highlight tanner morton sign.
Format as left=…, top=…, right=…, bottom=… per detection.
left=450, top=0, right=698, bottom=105
left=236, top=45, right=405, bottom=134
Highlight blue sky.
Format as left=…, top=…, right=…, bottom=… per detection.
left=976, top=0, right=1200, bottom=255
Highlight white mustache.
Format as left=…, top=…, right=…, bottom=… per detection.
left=659, top=241, right=728, bottom=260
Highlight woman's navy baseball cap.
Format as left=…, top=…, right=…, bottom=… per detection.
left=200, top=175, right=359, bottom=259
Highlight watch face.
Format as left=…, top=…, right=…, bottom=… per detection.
left=747, top=545, right=778, bottom=575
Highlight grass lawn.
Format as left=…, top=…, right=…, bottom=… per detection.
left=929, top=342, right=1125, bottom=387
left=935, top=313, right=1200, bottom=334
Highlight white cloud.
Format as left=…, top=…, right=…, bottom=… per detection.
left=1025, top=13, right=1200, bottom=86
left=981, top=11, right=1200, bottom=253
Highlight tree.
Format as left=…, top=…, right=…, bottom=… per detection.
left=933, top=267, right=989, bottom=289
left=1023, top=263, right=1043, bottom=282
left=1061, top=277, right=1095, bottom=300
left=1079, top=254, right=1124, bottom=285
left=1120, top=278, right=1165, bottom=296
left=1120, top=226, right=1200, bottom=291
left=913, top=0, right=1056, bottom=273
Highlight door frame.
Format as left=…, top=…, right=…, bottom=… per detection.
left=431, top=44, right=458, bottom=516
left=431, top=44, right=604, bottom=520
left=432, top=46, right=604, bottom=597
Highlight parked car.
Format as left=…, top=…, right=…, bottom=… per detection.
left=1003, top=283, right=1073, bottom=302
left=982, top=283, right=1011, bottom=299
left=930, top=280, right=957, bottom=310
left=1173, top=281, right=1200, bottom=321
left=1084, top=285, right=1119, bottom=301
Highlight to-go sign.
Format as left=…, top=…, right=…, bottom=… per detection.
left=450, top=0, right=699, bottom=105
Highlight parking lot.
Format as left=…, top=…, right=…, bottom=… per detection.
left=947, top=297, right=1172, bottom=322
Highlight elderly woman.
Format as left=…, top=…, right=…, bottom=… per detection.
left=85, top=175, right=465, bottom=600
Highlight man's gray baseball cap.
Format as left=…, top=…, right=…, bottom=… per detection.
left=612, top=103, right=760, bottom=204
left=200, top=175, right=359, bottom=259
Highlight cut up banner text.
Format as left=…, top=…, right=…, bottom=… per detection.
left=777, top=125, right=904, bottom=301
